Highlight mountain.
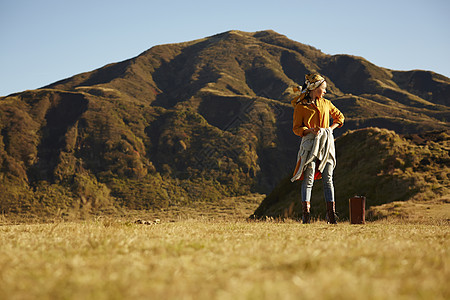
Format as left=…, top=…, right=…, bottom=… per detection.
left=1, top=30, right=449, bottom=218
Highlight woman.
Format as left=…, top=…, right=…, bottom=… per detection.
left=291, top=73, right=344, bottom=224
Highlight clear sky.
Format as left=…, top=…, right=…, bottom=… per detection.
left=1, top=0, right=449, bottom=96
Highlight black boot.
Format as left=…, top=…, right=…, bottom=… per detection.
left=326, top=201, right=337, bottom=224
left=302, top=201, right=311, bottom=224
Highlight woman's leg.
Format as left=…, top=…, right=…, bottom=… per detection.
left=321, top=162, right=335, bottom=203
left=322, top=162, right=337, bottom=224
left=301, top=160, right=316, bottom=203
left=301, top=161, right=316, bottom=223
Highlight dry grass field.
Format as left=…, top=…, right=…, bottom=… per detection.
left=0, top=220, right=448, bottom=300
left=1, top=195, right=449, bottom=300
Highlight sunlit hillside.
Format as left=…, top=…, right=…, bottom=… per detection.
left=1, top=30, right=449, bottom=217
left=253, top=128, right=450, bottom=220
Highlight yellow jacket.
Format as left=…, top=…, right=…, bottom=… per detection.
left=292, top=97, right=345, bottom=137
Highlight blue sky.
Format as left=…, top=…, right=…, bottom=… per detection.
left=1, top=0, right=449, bottom=96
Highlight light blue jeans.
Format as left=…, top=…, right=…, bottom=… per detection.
left=301, top=160, right=335, bottom=203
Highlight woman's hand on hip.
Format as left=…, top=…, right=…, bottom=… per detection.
left=329, top=123, right=339, bottom=131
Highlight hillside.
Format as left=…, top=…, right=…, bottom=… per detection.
left=1, top=30, right=449, bottom=218
left=252, top=128, right=450, bottom=220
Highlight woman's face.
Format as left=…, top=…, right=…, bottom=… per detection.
left=311, top=81, right=327, bottom=100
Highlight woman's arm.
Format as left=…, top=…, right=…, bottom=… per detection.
left=293, top=105, right=308, bottom=136
left=329, top=102, right=344, bottom=129
left=329, top=123, right=339, bottom=131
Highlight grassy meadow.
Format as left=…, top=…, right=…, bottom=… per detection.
left=1, top=199, right=449, bottom=300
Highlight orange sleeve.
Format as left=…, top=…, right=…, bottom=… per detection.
left=293, top=104, right=308, bottom=137
left=329, top=101, right=345, bottom=128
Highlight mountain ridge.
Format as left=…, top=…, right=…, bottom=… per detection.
left=1, top=29, right=449, bottom=218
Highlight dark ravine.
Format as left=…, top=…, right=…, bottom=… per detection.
left=0, top=30, right=449, bottom=218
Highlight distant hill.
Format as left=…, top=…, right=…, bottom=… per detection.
left=252, top=127, right=450, bottom=220
left=1, top=30, right=449, bottom=217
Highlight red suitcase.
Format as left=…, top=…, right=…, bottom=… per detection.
left=349, top=196, right=366, bottom=224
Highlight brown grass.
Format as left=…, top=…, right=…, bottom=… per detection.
left=0, top=195, right=449, bottom=300
left=0, top=218, right=448, bottom=300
